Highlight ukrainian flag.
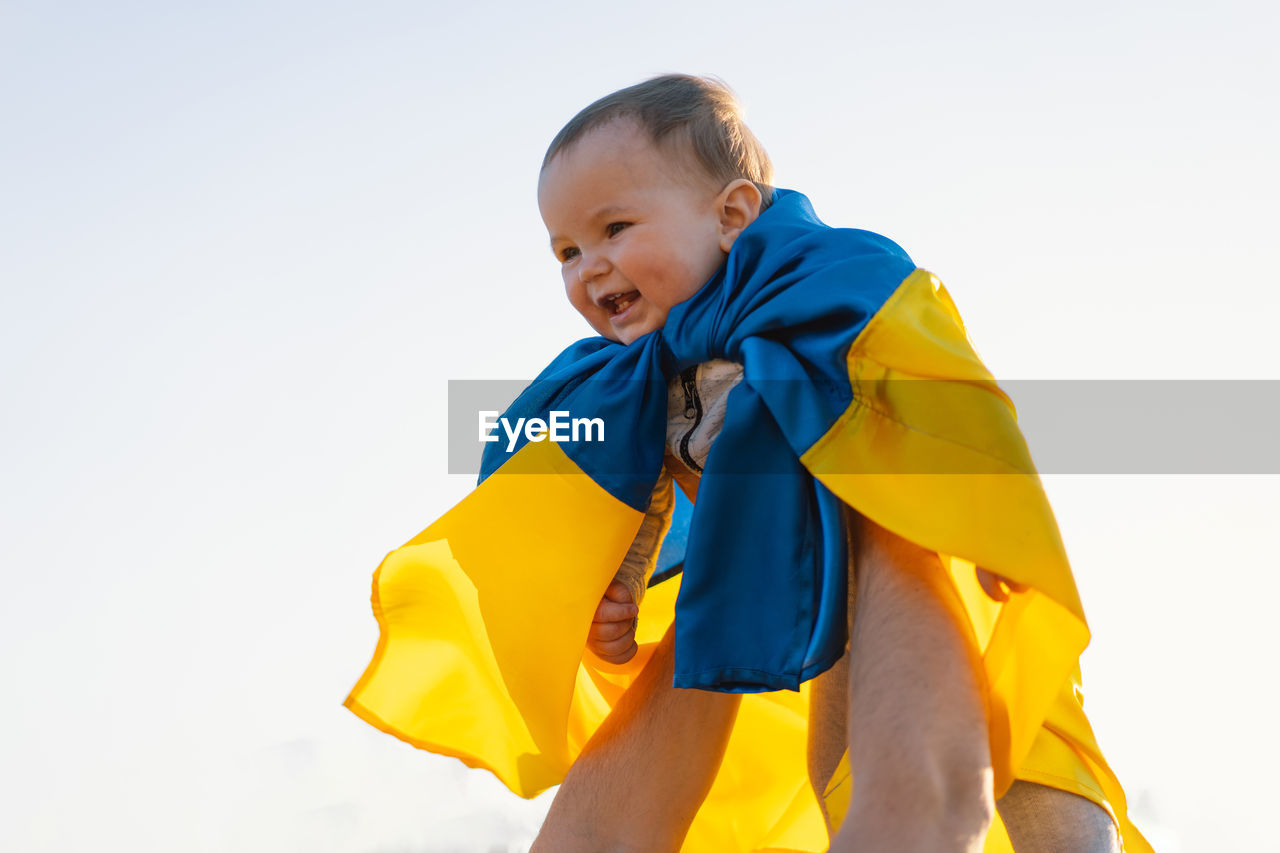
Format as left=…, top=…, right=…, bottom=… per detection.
left=346, top=190, right=1150, bottom=851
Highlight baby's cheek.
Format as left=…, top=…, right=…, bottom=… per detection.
left=566, top=290, right=601, bottom=329
left=646, top=304, right=673, bottom=331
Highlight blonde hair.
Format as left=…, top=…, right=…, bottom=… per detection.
left=542, top=74, right=774, bottom=207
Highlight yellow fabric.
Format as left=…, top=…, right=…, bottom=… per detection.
left=1022, top=667, right=1151, bottom=850
left=345, top=437, right=828, bottom=849
left=347, top=269, right=1149, bottom=851
left=807, top=269, right=1150, bottom=851
left=345, top=438, right=642, bottom=793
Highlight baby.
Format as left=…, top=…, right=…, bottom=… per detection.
left=530, top=75, right=1144, bottom=852
left=537, top=82, right=767, bottom=665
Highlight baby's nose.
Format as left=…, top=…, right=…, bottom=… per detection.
left=578, top=250, right=610, bottom=282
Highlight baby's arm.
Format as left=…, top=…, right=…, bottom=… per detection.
left=585, top=468, right=674, bottom=664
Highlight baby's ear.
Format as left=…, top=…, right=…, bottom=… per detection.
left=717, top=179, right=764, bottom=252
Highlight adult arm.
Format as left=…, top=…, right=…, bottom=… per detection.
left=531, top=624, right=741, bottom=852
left=830, top=510, right=995, bottom=852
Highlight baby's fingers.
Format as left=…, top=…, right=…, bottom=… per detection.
left=594, top=600, right=638, bottom=624
left=588, top=581, right=639, bottom=664
left=594, top=596, right=638, bottom=625
left=602, top=580, right=636, bottom=605
left=589, top=618, right=635, bottom=643
left=589, top=633, right=638, bottom=664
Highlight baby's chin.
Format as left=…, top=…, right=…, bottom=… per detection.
left=591, top=322, right=661, bottom=346
left=615, top=324, right=663, bottom=345
left=586, top=323, right=623, bottom=344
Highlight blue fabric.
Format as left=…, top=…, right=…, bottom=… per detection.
left=480, top=189, right=916, bottom=692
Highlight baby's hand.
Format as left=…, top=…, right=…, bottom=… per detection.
left=976, top=567, right=1029, bottom=602
left=587, top=581, right=640, bottom=664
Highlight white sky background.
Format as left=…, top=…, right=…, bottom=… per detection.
left=2, top=0, right=1277, bottom=850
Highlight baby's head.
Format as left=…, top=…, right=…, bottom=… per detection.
left=538, top=75, right=774, bottom=344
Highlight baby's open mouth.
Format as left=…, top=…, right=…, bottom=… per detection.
left=605, top=291, right=640, bottom=315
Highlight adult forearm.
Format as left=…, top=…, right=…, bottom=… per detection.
left=532, top=625, right=741, bottom=853
left=832, top=512, right=994, bottom=852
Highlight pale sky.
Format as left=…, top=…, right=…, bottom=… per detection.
left=2, top=1, right=1277, bottom=851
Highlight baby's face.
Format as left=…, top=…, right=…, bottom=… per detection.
left=538, top=120, right=731, bottom=345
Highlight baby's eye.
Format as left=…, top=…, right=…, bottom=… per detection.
left=606, top=222, right=630, bottom=237
left=558, top=246, right=580, bottom=263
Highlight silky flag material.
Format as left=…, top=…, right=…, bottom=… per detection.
left=346, top=191, right=1150, bottom=851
